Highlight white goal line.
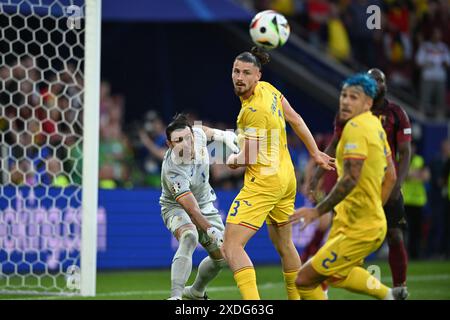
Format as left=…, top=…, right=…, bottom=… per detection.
left=3, top=273, right=450, bottom=300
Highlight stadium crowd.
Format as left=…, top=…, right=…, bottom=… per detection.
left=0, top=56, right=83, bottom=187
left=241, top=0, right=450, bottom=118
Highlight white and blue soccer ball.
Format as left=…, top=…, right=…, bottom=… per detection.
left=249, top=10, right=290, bottom=50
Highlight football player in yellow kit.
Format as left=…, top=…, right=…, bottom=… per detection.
left=290, top=74, right=407, bottom=300
left=221, top=47, right=335, bottom=300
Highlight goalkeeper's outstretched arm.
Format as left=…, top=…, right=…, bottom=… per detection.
left=177, top=193, right=211, bottom=232
left=201, top=125, right=239, bottom=153
left=176, top=192, right=223, bottom=247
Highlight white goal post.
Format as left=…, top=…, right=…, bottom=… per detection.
left=0, top=0, right=101, bottom=296
left=81, top=0, right=101, bottom=298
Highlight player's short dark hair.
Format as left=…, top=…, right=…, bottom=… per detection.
left=165, top=113, right=192, bottom=141
left=235, top=46, right=270, bottom=70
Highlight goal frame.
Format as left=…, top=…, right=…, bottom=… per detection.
left=0, top=0, right=101, bottom=297
left=80, top=0, right=101, bottom=297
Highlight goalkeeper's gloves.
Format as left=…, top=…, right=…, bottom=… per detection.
left=206, top=226, right=224, bottom=248
left=212, top=129, right=239, bottom=153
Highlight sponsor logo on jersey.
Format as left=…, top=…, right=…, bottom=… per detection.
left=344, top=143, right=357, bottom=150
left=172, top=182, right=181, bottom=194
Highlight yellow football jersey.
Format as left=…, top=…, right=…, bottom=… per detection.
left=236, top=81, right=294, bottom=190
left=333, top=111, right=391, bottom=241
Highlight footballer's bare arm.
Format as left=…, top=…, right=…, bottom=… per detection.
left=382, top=155, right=397, bottom=205
left=389, top=140, right=410, bottom=200
left=315, top=158, right=364, bottom=215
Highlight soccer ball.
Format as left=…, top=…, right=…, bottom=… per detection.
left=249, top=10, right=290, bottom=50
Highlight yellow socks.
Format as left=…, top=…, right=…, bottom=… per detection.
left=297, top=285, right=327, bottom=300
left=234, top=267, right=260, bottom=300
left=283, top=270, right=300, bottom=300
left=330, top=267, right=390, bottom=299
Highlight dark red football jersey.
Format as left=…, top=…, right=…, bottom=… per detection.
left=333, top=115, right=345, bottom=140
left=333, top=99, right=412, bottom=172
left=316, top=133, right=338, bottom=193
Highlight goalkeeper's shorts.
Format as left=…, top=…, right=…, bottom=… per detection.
left=162, top=202, right=224, bottom=253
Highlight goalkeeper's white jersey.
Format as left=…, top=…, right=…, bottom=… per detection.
left=159, top=127, right=216, bottom=214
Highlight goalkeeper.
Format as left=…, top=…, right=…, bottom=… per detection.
left=160, top=113, right=238, bottom=300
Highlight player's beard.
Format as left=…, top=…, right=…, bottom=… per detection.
left=235, top=79, right=257, bottom=96
left=338, top=109, right=352, bottom=122
left=234, top=84, right=248, bottom=97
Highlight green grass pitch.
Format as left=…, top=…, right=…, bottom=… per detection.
left=2, top=260, right=450, bottom=300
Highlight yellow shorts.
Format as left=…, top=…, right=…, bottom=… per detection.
left=226, top=177, right=296, bottom=231
left=311, top=230, right=385, bottom=279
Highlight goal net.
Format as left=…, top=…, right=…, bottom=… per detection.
left=0, top=0, right=100, bottom=296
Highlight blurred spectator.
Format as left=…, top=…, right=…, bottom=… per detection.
left=383, top=29, right=413, bottom=87
left=427, top=139, right=450, bottom=257
left=402, top=143, right=430, bottom=259
left=97, top=81, right=139, bottom=188
left=9, top=159, right=33, bottom=185
left=64, top=134, right=83, bottom=185
left=137, top=111, right=168, bottom=187
left=272, top=0, right=295, bottom=16
left=7, top=118, right=52, bottom=186
left=383, top=0, right=413, bottom=88
left=416, top=28, right=450, bottom=117
left=325, top=2, right=351, bottom=63
left=43, top=157, right=70, bottom=186
left=100, top=80, right=114, bottom=128
left=306, top=0, right=331, bottom=49
left=39, top=65, right=83, bottom=145
left=344, top=0, right=378, bottom=67
left=99, top=108, right=134, bottom=189
left=386, top=1, right=412, bottom=35
left=415, top=0, right=450, bottom=47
